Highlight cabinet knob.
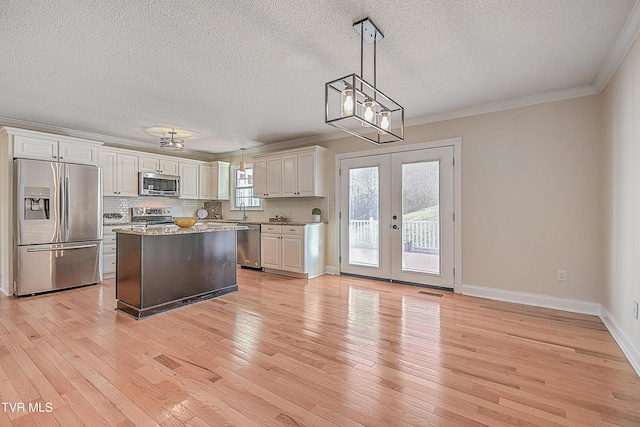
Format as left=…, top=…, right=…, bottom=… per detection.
left=53, top=156, right=57, bottom=159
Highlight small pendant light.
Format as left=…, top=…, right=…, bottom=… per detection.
left=239, top=148, right=246, bottom=172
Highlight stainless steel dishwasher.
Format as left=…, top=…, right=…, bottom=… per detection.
left=237, top=224, right=262, bottom=269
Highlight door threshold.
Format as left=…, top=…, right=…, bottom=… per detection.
left=339, top=272, right=453, bottom=292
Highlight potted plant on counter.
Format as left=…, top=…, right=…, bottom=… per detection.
left=312, top=207, right=321, bottom=222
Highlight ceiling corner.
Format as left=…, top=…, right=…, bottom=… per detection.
left=593, top=0, right=640, bottom=91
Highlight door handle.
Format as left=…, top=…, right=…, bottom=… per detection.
left=27, top=244, right=98, bottom=252
left=65, top=176, right=70, bottom=232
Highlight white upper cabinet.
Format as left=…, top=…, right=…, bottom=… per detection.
left=253, top=155, right=282, bottom=198
left=159, top=159, right=179, bottom=175
left=198, top=165, right=214, bottom=199
left=9, top=127, right=101, bottom=166
left=138, top=155, right=159, bottom=173
left=179, top=162, right=199, bottom=199
left=198, top=161, right=230, bottom=200
left=253, top=158, right=267, bottom=197
left=254, top=146, right=327, bottom=198
left=99, top=148, right=138, bottom=197
left=14, top=135, right=57, bottom=161
left=58, top=140, right=98, bottom=165
left=138, top=155, right=179, bottom=175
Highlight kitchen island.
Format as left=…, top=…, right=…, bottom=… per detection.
left=114, top=224, right=246, bottom=319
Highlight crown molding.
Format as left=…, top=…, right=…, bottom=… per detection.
left=217, top=133, right=343, bottom=158
left=0, top=116, right=216, bottom=161
left=405, top=85, right=599, bottom=128
left=593, top=0, right=640, bottom=91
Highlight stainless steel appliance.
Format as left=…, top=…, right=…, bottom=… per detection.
left=138, top=172, right=180, bottom=197
left=14, top=159, right=103, bottom=296
left=237, top=223, right=261, bottom=268
left=130, top=207, right=174, bottom=225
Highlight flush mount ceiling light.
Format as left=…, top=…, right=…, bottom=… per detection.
left=325, top=17, right=404, bottom=144
left=160, top=128, right=185, bottom=151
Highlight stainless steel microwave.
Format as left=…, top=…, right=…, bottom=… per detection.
left=138, top=172, right=180, bottom=197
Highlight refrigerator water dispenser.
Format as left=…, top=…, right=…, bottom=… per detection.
left=23, top=186, right=50, bottom=220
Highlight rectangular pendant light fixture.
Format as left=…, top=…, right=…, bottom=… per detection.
left=325, top=18, right=404, bottom=144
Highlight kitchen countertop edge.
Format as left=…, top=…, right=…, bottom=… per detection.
left=114, top=225, right=248, bottom=236
left=202, top=220, right=327, bottom=226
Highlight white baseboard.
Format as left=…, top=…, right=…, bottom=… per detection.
left=461, top=284, right=601, bottom=315
left=600, top=307, right=640, bottom=377
left=325, top=266, right=339, bottom=275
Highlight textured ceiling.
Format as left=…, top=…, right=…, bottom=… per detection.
left=0, top=0, right=637, bottom=155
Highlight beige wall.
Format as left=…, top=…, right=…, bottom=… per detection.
left=601, top=35, right=640, bottom=349
left=224, top=95, right=603, bottom=303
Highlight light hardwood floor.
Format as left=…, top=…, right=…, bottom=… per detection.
left=1, top=269, right=639, bottom=426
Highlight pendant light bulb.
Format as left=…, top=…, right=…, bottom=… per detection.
left=341, top=87, right=354, bottom=116
left=379, top=109, right=391, bottom=131
left=362, top=99, right=376, bottom=126
left=239, top=148, right=246, bottom=172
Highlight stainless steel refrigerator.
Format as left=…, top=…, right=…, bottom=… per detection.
left=14, top=158, right=103, bottom=296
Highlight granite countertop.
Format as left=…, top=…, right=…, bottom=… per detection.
left=114, top=224, right=248, bottom=236
left=202, top=219, right=326, bottom=226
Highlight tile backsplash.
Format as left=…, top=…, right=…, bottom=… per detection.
left=220, top=197, right=328, bottom=223
left=203, top=201, right=222, bottom=219
left=103, top=196, right=202, bottom=222
left=103, top=196, right=329, bottom=223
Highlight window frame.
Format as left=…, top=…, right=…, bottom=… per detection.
left=230, top=164, right=263, bottom=211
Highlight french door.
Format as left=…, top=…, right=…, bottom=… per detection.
left=339, top=146, right=454, bottom=288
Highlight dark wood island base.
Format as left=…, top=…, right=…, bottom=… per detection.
left=114, top=225, right=243, bottom=319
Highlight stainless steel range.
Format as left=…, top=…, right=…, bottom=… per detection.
left=131, top=207, right=174, bottom=226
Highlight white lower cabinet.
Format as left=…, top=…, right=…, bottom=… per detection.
left=102, top=225, right=131, bottom=278
left=260, top=224, right=324, bottom=278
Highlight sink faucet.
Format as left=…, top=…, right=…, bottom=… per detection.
left=240, top=202, right=248, bottom=221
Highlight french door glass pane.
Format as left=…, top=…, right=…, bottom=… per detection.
left=349, top=166, right=379, bottom=267
left=401, top=161, right=440, bottom=274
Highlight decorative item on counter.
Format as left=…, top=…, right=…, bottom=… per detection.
left=269, top=215, right=288, bottom=223
left=103, top=212, right=124, bottom=223
left=312, top=207, right=321, bottom=222
left=197, top=208, right=208, bottom=219
left=173, top=217, right=198, bottom=228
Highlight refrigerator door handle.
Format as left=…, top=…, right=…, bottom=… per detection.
left=27, top=243, right=99, bottom=253
left=59, top=172, right=65, bottom=241
left=65, top=175, right=70, bottom=234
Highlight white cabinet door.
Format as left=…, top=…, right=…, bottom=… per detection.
left=282, top=234, right=305, bottom=273
left=253, top=158, right=267, bottom=197
left=265, top=156, right=282, bottom=197
left=180, top=163, right=199, bottom=198
left=117, top=153, right=139, bottom=196
left=296, top=150, right=316, bottom=197
left=13, top=135, right=58, bottom=161
left=281, top=153, right=298, bottom=197
left=160, top=159, right=179, bottom=175
left=98, top=150, right=118, bottom=196
left=198, top=165, right=213, bottom=199
left=138, top=155, right=159, bottom=173
left=212, top=162, right=230, bottom=200
left=261, top=233, right=282, bottom=269
left=59, top=140, right=97, bottom=165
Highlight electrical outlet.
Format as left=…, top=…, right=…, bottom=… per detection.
left=634, top=301, right=638, bottom=320
left=557, top=269, right=567, bottom=281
